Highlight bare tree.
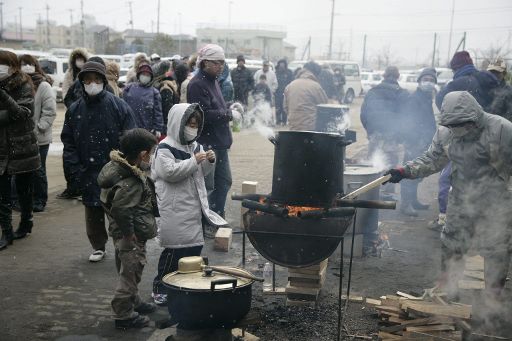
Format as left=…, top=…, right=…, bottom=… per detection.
left=370, top=45, right=401, bottom=70
left=473, top=38, right=512, bottom=70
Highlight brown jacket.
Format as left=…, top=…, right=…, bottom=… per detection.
left=284, top=69, right=328, bottom=131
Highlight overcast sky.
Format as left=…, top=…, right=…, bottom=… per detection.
left=3, top=0, right=512, bottom=66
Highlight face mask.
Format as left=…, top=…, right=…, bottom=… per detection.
left=139, top=75, right=151, bottom=85
left=75, top=60, right=85, bottom=69
left=84, top=82, right=103, bottom=96
left=184, top=126, right=198, bottom=142
left=0, top=65, right=10, bottom=80
left=21, top=65, right=36, bottom=74
left=419, top=81, right=435, bottom=92
left=450, top=125, right=473, bottom=138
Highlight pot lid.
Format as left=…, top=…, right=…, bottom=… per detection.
left=162, top=267, right=253, bottom=291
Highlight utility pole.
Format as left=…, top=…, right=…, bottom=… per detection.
left=80, top=0, right=85, bottom=46
left=151, top=20, right=154, bottom=33
left=432, top=32, right=437, bottom=67
left=0, top=2, right=3, bottom=41
left=127, top=1, right=134, bottom=31
left=46, top=4, right=50, bottom=46
left=226, top=1, right=233, bottom=55
left=18, top=7, right=22, bottom=42
left=328, top=0, right=335, bottom=59
left=447, top=0, right=455, bottom=63
left=362, top=34, right=367, bottom=68
left=156, top=0, right=160, bottom=34
left=178, top=12, right=182, bottom=55
left=68, top=9, right=73, bottom=26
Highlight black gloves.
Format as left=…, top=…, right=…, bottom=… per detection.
left=383, top=168, right=406, bottom=183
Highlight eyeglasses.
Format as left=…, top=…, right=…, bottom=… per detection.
left=208, top=60, right=225, bottom=66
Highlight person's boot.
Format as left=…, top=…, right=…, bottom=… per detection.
left=400, top=202, right=418, bottom=217
left=13, top=219, right=33, bottom=240
left=428, top=213, right=446, bottom=232
left=0, top=227, right=14, bottom=251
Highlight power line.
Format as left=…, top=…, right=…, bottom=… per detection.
left=18, top=6, right=22, bottom=41
left=127, top=1, right=134, bottom=31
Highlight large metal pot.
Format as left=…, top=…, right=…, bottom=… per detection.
left=270, top=130, right=349, bottom=207
left=315, top=103, right=350, bottom=134
left=162, top=257, right=254, bottom=330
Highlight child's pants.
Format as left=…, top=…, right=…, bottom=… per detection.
left=112, top=238, right=147, bottom=319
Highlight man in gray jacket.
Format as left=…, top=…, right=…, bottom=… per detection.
left=385, top=91, right=512, bottom=300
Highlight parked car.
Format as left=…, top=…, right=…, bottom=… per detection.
left=360, top=71, right=382, bottom=95
left=436, top=68, right=454, bottom=89
left=38, top=55, right=69, bottom=102
left=117, top=68, right=130, bottom=89
left=398, top=73, right=419, bottom=93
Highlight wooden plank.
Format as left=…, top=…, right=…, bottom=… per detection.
left=463, top=270, right=485, bottom=281
left=465, top=255, right=484, bottom=271
left=401, top=301, right=471, bottom=320
left=376, top=305, right=404, bottom=315
left=262, top=287, right=286, bottom=295
left=366, top=298, right=382, bottom=306
left=397, top=291, right=424, bottom=300
left=457, top=280, right=485, bottom=290
left=400, top=317, right=454, bottom=327
left=285, top=297, right=317, bottom=307
left=406, top=325, right=456, bottom=333
left=341, top=294, right=364, bottom=302
left=285, top=282, right=320, bottom=296
left=402, top=331, right=459, bottom=341
left=288, top=266, right=327, bottom=280
left=232, top=328, right=260, bottom=341
left=241, top=181, right=258, bottom=229
left=378, top=331, right=403, bottom=340
left=214, top=227, right=232, bottom=252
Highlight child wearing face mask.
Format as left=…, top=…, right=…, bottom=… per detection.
left=98, top=128, right=160, bottom=329
left=123, top=63, right=164, bottom=139
left=150, top=103, right=227, bottom=305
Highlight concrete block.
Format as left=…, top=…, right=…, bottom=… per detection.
left=214, top=227, right=232, bottom=252
left=343, top=234, right=363, bottom=258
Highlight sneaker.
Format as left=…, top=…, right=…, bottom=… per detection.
left=56, top=188, right=81, bottom=200
left=115, top=314, right=150, bottom=330
left=428, top=214, right=446, bottom=232
left=134, top=302, right=157, bottom=315
left=88, top=250, right=106, bottom=262
left=203, top=224, right=218, bottom=239
left=33, top=204, right=45, bottom=213
left=152, top=293, right=168, bottom=306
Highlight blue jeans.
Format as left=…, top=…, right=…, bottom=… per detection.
left=205, top=149, right=232, bottom=216
left=33, top=144, right=49, bottom=207
left=438, top=163, right=451, bottom=214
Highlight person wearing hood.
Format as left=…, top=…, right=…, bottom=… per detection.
left=179, top=55, right=197, bottom=103
left=98, top=128, right=159, bottom=329
left=318, top=64, right=338, bottom=101
left=62, top=47, right=89, bottom=98
left=151, top=60, right=179, bottom=131
left=0, top=50, right=40, bottom=250
left=284, top=61, right=328, bottom=131
left=61, top=61, right=136, bottom=262
left=123, top=63, right=164, bottom=138
left=150, top=53, right=161, bottom=65
left=385, top=91, right=512, bottom=303
left=253, top=60, right=277, bottom=94
left=150, top=103, right=227, bottom=305
left=275, top=59, right=293, bottom=125
left=360, top=66, right=409, bottom=201
left=19, top=54, right=57, bottom=213
left=488, top=57, right=512, bottom=122
left=219, top=63, right=234, bottom=103
left=231, top=55, right=254, bottom=106
left=399, top=67, right=438, bottom=217
left=126, top=53, right=150, bottom=84
left=105, top=60, right=121, bottom=97
left=174, top=62, right=190, bottom=103
left=187, top=44, right=241, bottom=223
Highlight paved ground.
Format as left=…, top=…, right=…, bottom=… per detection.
left=1, top=99, right=510, bottom=340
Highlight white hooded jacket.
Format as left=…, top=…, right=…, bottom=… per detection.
left=151, top=103, right=227, bottom=249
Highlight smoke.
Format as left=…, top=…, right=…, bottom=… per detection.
left=242, top=94, right=276, bottom=140
left=369, top=148, right=391, bottom=172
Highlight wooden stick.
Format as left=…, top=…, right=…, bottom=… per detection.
left=342, top=175, right=392, bottom=199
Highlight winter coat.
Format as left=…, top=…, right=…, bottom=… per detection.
left=180, top=75, right=192, bottom=103
left=126, top=53, right=150, bottom=84
left=253, top=82, right=272, bottom=104
left=219, top=64, right=234, bottom=103
left=0, top=72, right=40, bottom=175
left=151, top=103, right=227, bottom=249
left=231, top=66, right=254, bottom=105
left=360, top=79, right=409, bottom=139
left=275, top=62, right=294, bottom=103
left=32, top=81, right=56, bottom=146
left=62, top=47, right=89, bottom=98
left=490, top=81, right=512, bottom=122
left=61, top=87, right=136, bottom=207
left=401, top=88, right=437, bottom=151
left=105, top=61, right=121, bottom=97
left=435, top=65, right=499, bottom=111
left=284, top=69, right=328, bottom=131
left=64, top=79, right=115, bottom=109
left=123, top=82, right=164, bottom=134
left=187, top=69, right=233, bottom=150
left=404, top=91, right=512, bottom=254
left=254, top=69, right=277, bottom=93
left=98, top=150, right=158, bottom=241
left=153, top=79, right=178, bottom=130
left=318, top=69, right=338, bottom=99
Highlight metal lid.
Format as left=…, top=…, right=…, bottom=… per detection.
left=344, top=164, right=382, bottom=176
left=162, top=268, right=253, bottom=291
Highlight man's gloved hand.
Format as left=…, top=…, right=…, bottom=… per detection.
left=230, top=102, right=244, bottom=114
left=383, top=167, right=406, bottom=183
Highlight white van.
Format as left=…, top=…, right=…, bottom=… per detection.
left=121, top=53, right=136, bottom=69
left=288, top=60, right=362, bottom=104
left=38, top=56, right=69, bottom=102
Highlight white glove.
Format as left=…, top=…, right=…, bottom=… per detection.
left=231, top=110, right=242, bottom=122
left=230, top=102, right=244, bottom=114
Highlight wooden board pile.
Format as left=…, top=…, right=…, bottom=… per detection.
left=367, top=294, right=472, bottom=340
left=285, top=258, right=328, bottom=307
left=458, top=255, right=485, bottom=291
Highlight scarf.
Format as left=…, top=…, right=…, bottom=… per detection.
left=453, top=64, right=477, bottom=79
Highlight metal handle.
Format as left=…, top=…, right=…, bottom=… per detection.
left=210, top=278, right=237, bottom=291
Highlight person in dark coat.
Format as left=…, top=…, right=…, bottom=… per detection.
left=488, top=58, right=512, bottom=122
left=219, top=63, right=234, bottom=103
left=187, top=44, right=238, bottom=226
left=123, top=63, right=164, bottom=137
left=318, top=64, right=338, bottom=100
left=360, top=66, right=409, bottom=201
left=151, top=60, right=179, bottom=133
left=400, top=68, right=438, bottom=216
left=253, top=74, right=272, bottom=105
left=333, top=67, right=346, bottom=103
left=61, top=61, right=136, bottom=262
left=0, top=50, right=40, bottom=250
left=230, top=55, right=254, bottom=106
left=275, top=59, right=293, bottom=125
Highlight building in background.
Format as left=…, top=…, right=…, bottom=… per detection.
left=196, top=23, right=296, bottom=61
left=0, top=23, right=36, bottom=49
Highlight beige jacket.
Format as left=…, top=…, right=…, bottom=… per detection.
left=284, top=69, right=328, bottom=131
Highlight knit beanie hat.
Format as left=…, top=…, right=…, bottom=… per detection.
left=137, top=63, right=153, bottom=77
left=78, top=61, right=107, bottom=83
left=88, top=56, right=106, bottom=66
left=237, top=55, right=245, bottom=63
left=450, top=51, right=473, bottom=71
left=383, top=66, right=400, bottom=81
left=417, top=67, right=437, bottom=83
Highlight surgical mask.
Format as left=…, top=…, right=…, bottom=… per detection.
left=419, top=81, right=435, bottom=92
left=21, top=65, right=36, bottom=74
left=184, top=126, right=198, bottom=142
left=139, top=75, right=151, bottom=85
left=75, top=60, right=85, bottom=69
left=0, top=65, right=10, bottom=80
left=450, top=125, right=473, bottom=138
left=84, top=82, right=103, bottom=96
